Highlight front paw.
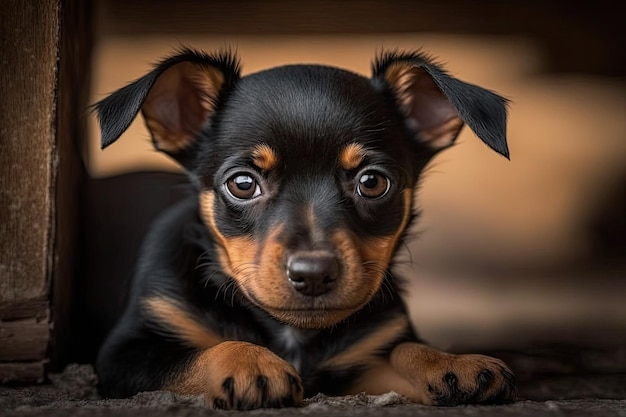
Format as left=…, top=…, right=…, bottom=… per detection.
left=171, top=341, right=303, bottom=410
left=392, top=343, right=516, bottom=406
left=426, top=353, right=516, bottom=406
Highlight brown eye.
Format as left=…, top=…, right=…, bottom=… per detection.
left=357, top=171, right=390, bottom=199
left=226, top=174, right=261, bottom=200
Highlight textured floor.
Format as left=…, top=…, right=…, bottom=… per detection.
left=1, top=364, right=624, bottom=417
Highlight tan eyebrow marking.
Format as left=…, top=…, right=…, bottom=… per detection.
left=251, top=143, right=279, bottom=171
left=339, top=143, right=366, bottom=170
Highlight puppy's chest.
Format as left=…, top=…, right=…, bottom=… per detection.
left=275, top=327, right=317, bottom=373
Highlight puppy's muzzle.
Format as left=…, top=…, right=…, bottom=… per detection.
left=287, top=251, right=339, bottom=297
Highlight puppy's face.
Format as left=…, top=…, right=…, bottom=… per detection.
left=197, top=66, right=420, bottom=328
left=95, top=49, right=509, bottom=329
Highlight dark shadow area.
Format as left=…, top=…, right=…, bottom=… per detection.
left=71, top=172, right=191, bottom=364
left=585, top=170, right=626, bottom=268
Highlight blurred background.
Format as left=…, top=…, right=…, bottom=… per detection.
left=77, top=0, right=624, bottom=387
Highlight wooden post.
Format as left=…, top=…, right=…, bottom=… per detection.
left=0, top=0, right=90, bottom=382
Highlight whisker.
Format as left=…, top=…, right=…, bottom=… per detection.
left=215, top=279, right=231, bottom=301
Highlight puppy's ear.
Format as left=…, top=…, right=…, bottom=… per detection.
left=94, top=48, right=240, bottom=166
left=372, top=51, right=509, bottom=159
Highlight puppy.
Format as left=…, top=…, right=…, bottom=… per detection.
left=94, top=47, right=515, bottom=409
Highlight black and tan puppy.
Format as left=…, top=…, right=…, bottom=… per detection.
left=94, top=47, right=515, bottom=409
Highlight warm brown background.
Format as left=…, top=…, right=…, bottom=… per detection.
left=87, top=1, right=626, bottom=352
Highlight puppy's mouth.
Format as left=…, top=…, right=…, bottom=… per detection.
left=244, top=290, right=364, bottom=328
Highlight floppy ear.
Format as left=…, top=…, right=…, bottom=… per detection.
left=94, top=48, right=240, bottom=166
left=372, top=51, right=510, bottom=159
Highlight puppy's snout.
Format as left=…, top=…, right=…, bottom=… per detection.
left=287, top=252, right=339, bottom=297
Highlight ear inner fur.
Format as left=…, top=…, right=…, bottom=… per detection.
left=412, top=117, right=464, bottom=152
left=383, top=62, right=464, bottom=151
left=141, top=61, right=224, bottom=154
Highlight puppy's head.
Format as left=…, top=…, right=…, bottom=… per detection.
left=95, top=48, right=508, bottom=329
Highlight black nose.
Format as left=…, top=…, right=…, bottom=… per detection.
left=287, top=252, right=339, bottom=296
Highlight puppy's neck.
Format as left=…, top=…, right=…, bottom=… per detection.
left=277, top=326, right=317, bottom=372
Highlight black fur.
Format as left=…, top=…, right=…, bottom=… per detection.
left=93, top=48, right=514, bottom=409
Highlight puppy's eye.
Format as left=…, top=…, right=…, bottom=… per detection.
left=357, top=171, right=390, bottom=199
left=226, top=174, right=262, bottom=200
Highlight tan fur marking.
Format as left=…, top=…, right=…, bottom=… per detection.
left=251, top=143, right=279, bottom=171
left=168, top=341, right=303, bottom=408
left=143, top=296, right=223, bottom=349
left=198, top=194, right=360, bottom=328
left=346, top=359, right=424, bottom=401
left=197, top=189, right=412, bottom=330
left=200, top=191, right=304, bottom=324
left=358, top=188, right=413, bottom=270
left=389, top=342, right=516, bottom=405
left=338, top=143, right=366, bottom=170
left=321, top=316, right=409, bottom=369
left=251, top=228, right=352, bottom=329
left=199, top=191, right=257, bottom=279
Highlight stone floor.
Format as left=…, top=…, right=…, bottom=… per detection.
left=1, top=364, right=624, bottom=417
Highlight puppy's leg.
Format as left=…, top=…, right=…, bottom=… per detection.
left=168, top=341, right=303, bottom=410
left=389, top=342, right=516, bottom=405
left=97, top=296, right=303, bottom=410
left=98, top=337, right=302, bottom=410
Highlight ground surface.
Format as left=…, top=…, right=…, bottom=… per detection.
left=1, top=364, right=624, bottom=417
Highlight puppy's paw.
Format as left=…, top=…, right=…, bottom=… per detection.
left=392, top=343, right=516, bottom=406
left=172, top=341, right=303, bottom=410
left=425, top=353, right=516, bottom=406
